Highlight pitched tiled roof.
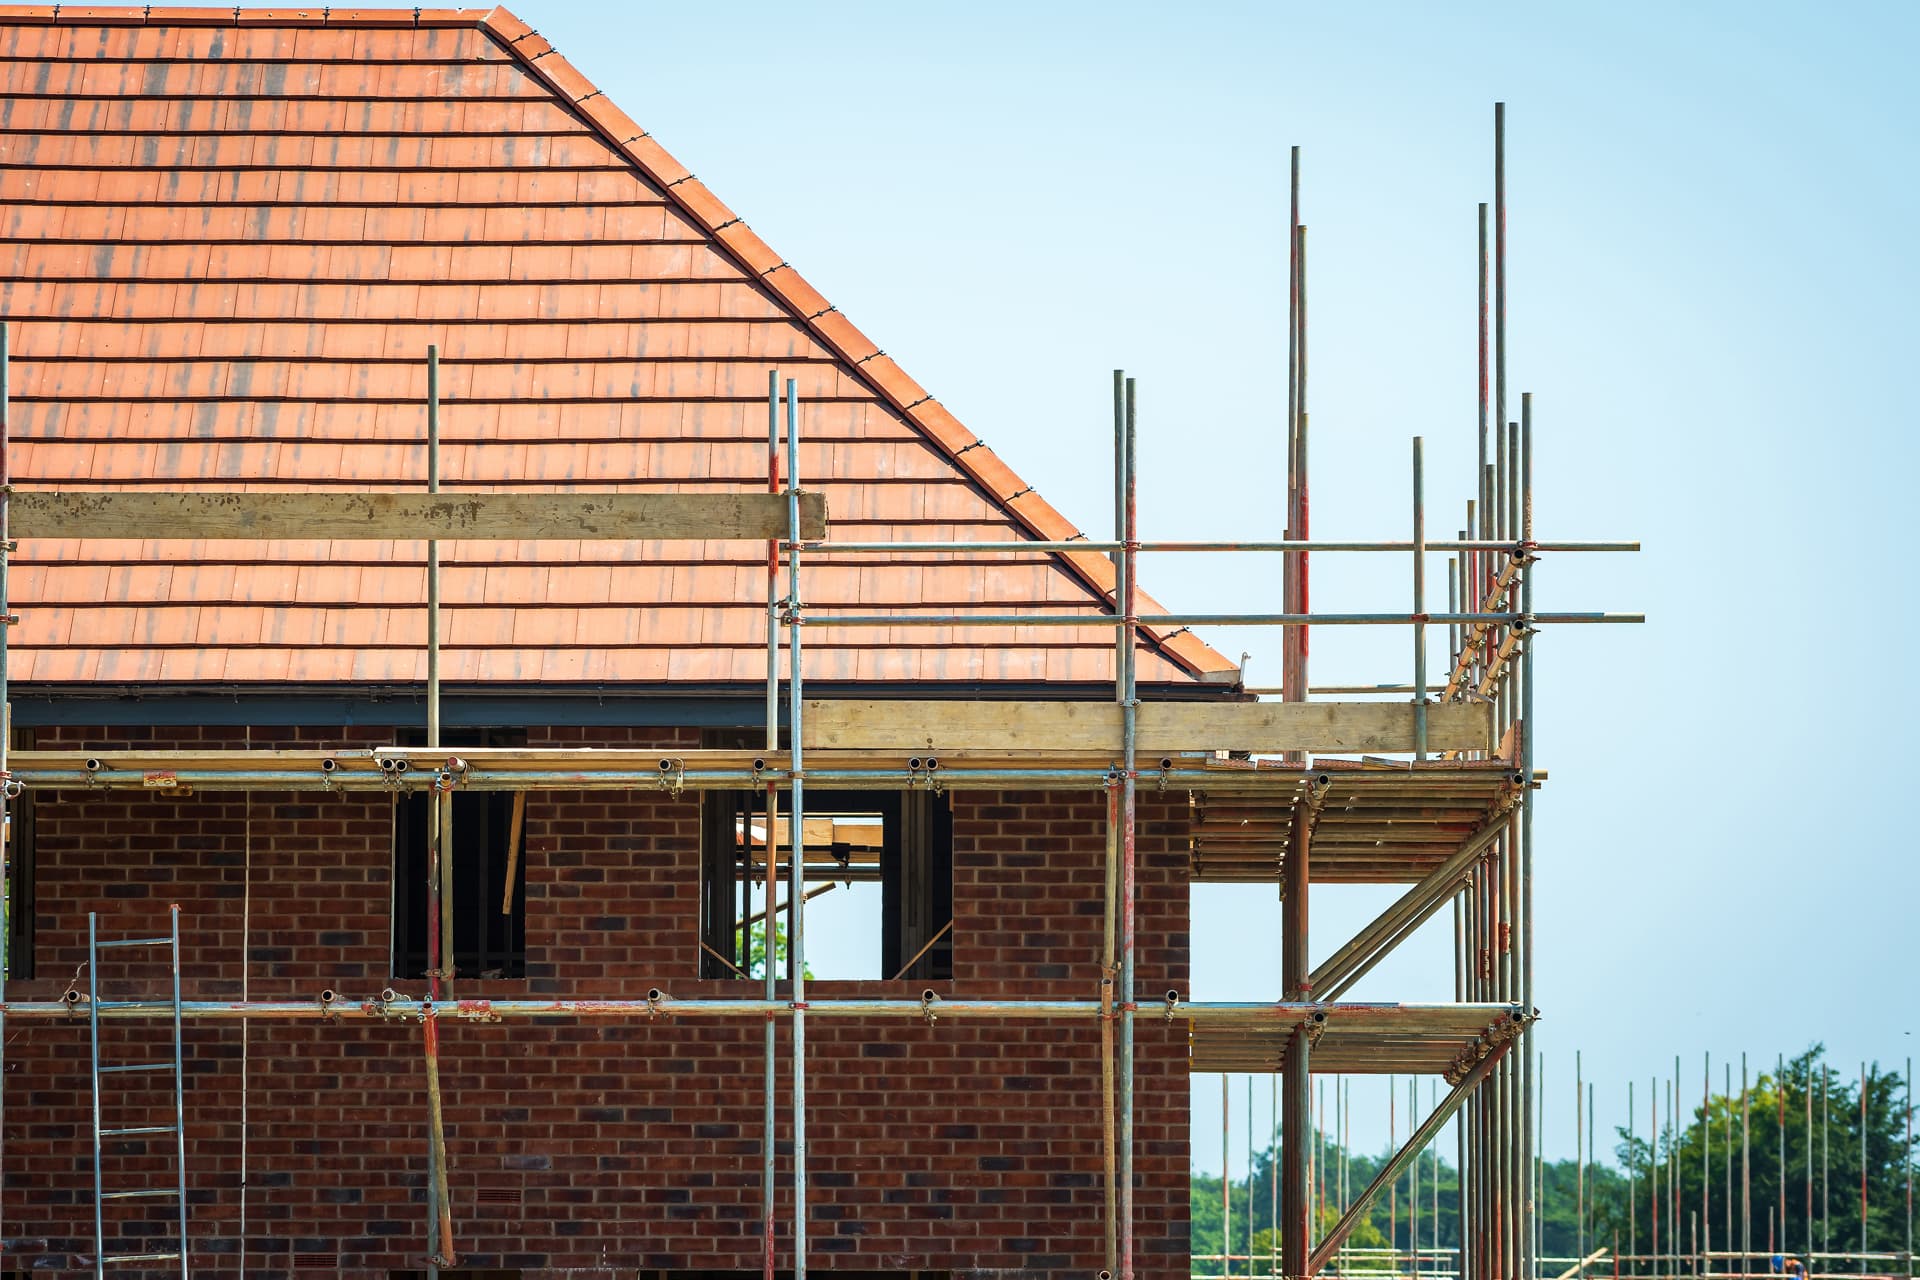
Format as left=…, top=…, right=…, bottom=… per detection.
left=0, top=5, right=1235, bottom=689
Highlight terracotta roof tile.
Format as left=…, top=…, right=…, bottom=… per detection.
left=4, top=5, right=1233, bottom=689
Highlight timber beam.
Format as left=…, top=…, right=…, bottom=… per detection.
left=802, top=698, right=1493, bottom=754
left=11, top=490, right=827, bottom=542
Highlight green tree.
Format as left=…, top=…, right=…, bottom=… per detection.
left=1595, top=1047, right=1917, bottom=1269
left=1193, top=1047, right=1915, bottom=1273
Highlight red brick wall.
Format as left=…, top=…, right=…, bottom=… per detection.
left=2, top=725, right=1190, bottom=1278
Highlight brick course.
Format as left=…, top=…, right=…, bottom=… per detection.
left=2, top=725, right=1190, bottom=1278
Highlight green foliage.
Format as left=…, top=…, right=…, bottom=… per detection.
left=1594, top=1047, right=1917, bottom=1264
left=1191, top=1047, right=1915, bottom=1270
left=743, top=919, right=811, bottom=980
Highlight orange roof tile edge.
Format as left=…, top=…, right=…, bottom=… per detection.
left=0, top=2, right=1236, bottom=681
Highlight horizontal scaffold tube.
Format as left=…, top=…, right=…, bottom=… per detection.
left=11, top=765, right=1528, bottom=793
left=4, top=997, right=1526, bottom=1025
left=798, top=611, right=1643, bottom=628
left=808, top=539, right=1639, bottom=554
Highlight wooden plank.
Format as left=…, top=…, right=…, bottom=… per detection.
left=801, top=699, right=1493, bottom=755
left=11, top=490, right=827, bottom=541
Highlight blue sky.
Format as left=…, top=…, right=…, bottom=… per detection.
left=528, top=0, right=1919, bottom=1171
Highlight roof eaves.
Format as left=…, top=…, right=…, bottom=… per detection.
left=474, top=6, right=1236, bottom=682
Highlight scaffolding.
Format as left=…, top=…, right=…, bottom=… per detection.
left=0, top=104, right=1645, bottom=1278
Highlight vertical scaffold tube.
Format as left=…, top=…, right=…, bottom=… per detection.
left=763, top=370, right=781, bottom=1280
left=1224, top=1075, right=1233, bottom=1280
left=1284, top=148, right=1299, bottom=703
left=422, top=344, right=455, bottom=1271
left=1412, top=437, right=1428, bottom=759
left=89, top=913, right=104, bottom=1277
left=1113, top=364, right=1121, bottom=1274
left=1295, top=225, right=1310, bottom=704
left=1520, top=391, right=1536, bottom=1280
left=1119, top=376, right=1140, bottom=1280
left=1281, top=772, right=1311, bottom=1276
left=1102, top=776, right=1119, bottom=1274
left=168, top=903, right=187, bottom=1279
left=1743, top=1055, right=1753, bottom=1273
left=786, top=379, right=809, bottom=1280
left=1490, top=109, right=1511, bottom=1274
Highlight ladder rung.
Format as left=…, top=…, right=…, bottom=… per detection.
left=99, top=1187, right=178, bottom=1200
left=93, top=1000, right=175, bottom=1013
left=96, top=935, right=174, bottom=949
left=105, top=1252, right=182, bottom=1265
left=97, top=1061, right=174, bottom=1075
left=100, top=1124, right=177, bottom=1137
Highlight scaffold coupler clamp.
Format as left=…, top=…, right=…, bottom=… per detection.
left=369, top=987, right=416, bottom=1022
left=657, top=757, right=685, bottom=798
left=1155, top=757, right=1173, bottom=793
left=920, top=988, right=940, bottom=1026
left=645, top=987, right=666, bottom=1019
left=374, top=755, right=409, bottom=791
left=1162, top=988, right=1181, bottom=1022
left=457, top=999, right=500, bottom=1024
left=316, top=988, right=341, bottom=1023
left=0, top=775, right=19, bottom=801
left=1303, top=1008, right=1329, bottom=1046
left=434, top=757, right=468, bottom=793
left=750, top=756, right=766, bottom=785
left=61, top=986, right=86, bottom=1017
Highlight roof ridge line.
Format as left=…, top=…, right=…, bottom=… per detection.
left=470, top=5, right=1234, bottom=681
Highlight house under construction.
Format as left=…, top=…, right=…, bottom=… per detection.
left=0, top=6, right=1638, bottom=1277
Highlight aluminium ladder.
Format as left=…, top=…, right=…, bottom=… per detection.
left=87, top=904, right=190, bottom=1278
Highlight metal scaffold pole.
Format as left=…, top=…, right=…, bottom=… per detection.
left=1105, top=368, right=1127, bottom=1277
left=1119, top=375, right=1140, bottom=1280
left=763, top=369, right=782, bottom=1280
left=786, top=378, right=809, bottom=1280
left=421, top=344, right=456, bottom=1272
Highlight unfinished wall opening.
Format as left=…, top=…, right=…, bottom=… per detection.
left=699, top=788, right=952, bottom=981
left=392, top=727, right=528, bottom=980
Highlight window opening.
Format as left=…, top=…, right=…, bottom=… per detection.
left=699, top=788, right=951, bottom=981
left=392, top=727, right=526, bottom=980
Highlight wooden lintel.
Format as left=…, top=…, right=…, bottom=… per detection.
left=801, top=699, right=1493, bottom=755
left=11, top=490, right=827, bottom=542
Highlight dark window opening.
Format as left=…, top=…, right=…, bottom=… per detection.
left=5, top=727, right=32, bottom=982
left=392, top=728, right=526, bottom=980
left=699, top=789, right=952, bottom=981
